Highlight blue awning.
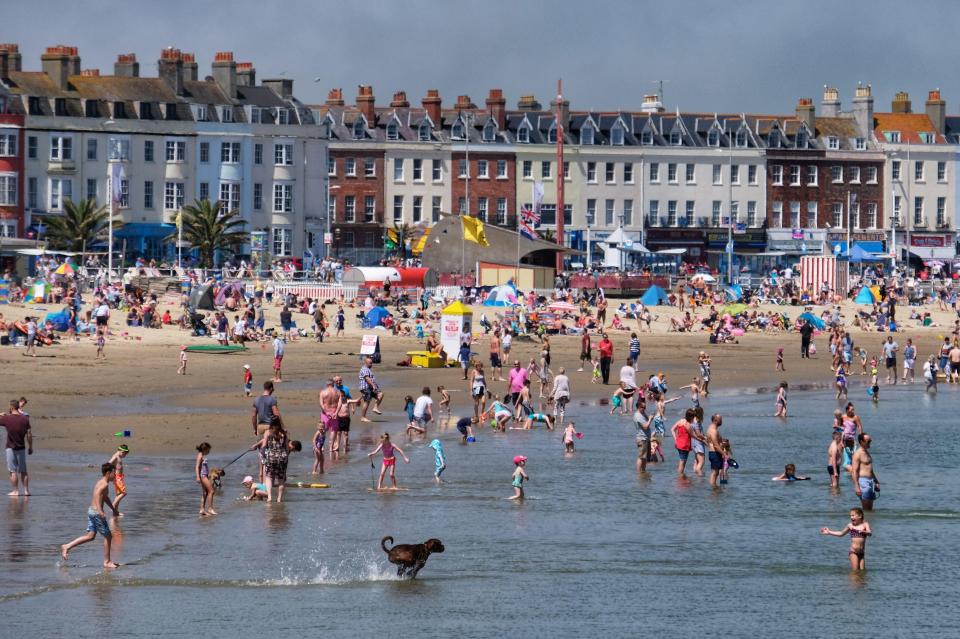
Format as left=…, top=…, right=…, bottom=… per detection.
left=829, top=240, right=885, bottom=255
left=113, top=223, right=176, bottom=239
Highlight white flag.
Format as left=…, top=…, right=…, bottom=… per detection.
left=110, top=162, right=125, bottom=207
left=533, top=181, right=544, bottom=214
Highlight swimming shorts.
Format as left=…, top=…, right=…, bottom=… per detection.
left=383, top=457, right=396, bottom=467
left=858, top=477, right=877, bottom=501
left=114, top=473, right=127, bottom=495
left=708, top=451, right=723, bottom=470
left=490, top=353, right=502, bottom=368
left=676, top=449, right=690, bottom=461
left=274, top=355, right=283, bottom=369
left=321, top=412, right=337, bottom=430
left=338, top=415, right=351, bottom=433
left=6, top=448, right=27, bottom=474
left=827, top=465, right=838, bottom=477
left=885, top=357, right=895, bottom=369
left=951, top=362, right=959, bottom=374
left=86, top=508, right=111, bottom=537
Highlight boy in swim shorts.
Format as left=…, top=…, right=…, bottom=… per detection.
left=108, top=444, right=129, bottom=515
left=61, top=462, right=120, bottom=568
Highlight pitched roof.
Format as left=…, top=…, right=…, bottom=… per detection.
left=873, top=112, right=946, bottom=144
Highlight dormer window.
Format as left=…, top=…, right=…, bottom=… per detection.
left=735, top=130, right=747, bottom=148
left=920, top=132, right=935, bottom=144
left=386, top=121, right=399, bottom=141
left=611, top=124, right=624, bottom=146
left=768, top=130, right=780, bottom=148
left=707, top=129, right=720, bottom=147
left=353, top=118, right=366, bottom=140
left=452, top=121, right=465, bottom=140
left=221, top=107, right=233, bottom=123
left=84, top=100, right=99, bottom=118
left=418, top=122, right=431, bottom=142
left=670, top=131, right=682, bottom=146
left=796, top=130, right=808, bottom=149
left=547, top=125, right=556, bottom=144
left=483, top=122, right=496, bottom=142
left=196, top=105, right=207, bottom=122
left=517, top=126, right=529, bottom=143
left=641, top=131, right=653, bottom=145
left=580, top=126, right=594, bottom=146
left=884, top=131, right=901, bottom=143
left=55, top=98, right=68, bottom=117
left=827, top=136, right=839, bottom=150
left=113, top=102, right=126, bottom=119
left=277, top=109, right=290, bottom=125
left=854, top=137, right=866, bottom=150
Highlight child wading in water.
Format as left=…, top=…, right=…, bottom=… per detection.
left=177, top=345, right=188, bottom=375
left=428, top=439, right=446, bottom=484
left=508, top=455, right=528, bottom=500
left=195, top=442, right=216, bottom=516
left=96, top=332, right=105, bottom=360
left=776, top=347, right=785, bottom=371
left=368, top=433, right=409, bottom=490
left=562, top=422, right=580, bottom=453
left=821, top=507, right=872, bottom=570
left=774, top=381, right=788, bottom=417
left=437, top=386, right=451, bottom=415
left=243, top=364, right=253, bottom=397
left=312, top=420, right=326, bottom=475
left=108, top=444, right=129, bottom=515
left=60, top=462, right=121, bottom=568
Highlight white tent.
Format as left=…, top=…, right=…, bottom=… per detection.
left=599, top=227, right=649, bottom=268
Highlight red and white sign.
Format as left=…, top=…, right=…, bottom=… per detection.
left=911, top=235, right=947, bottom=247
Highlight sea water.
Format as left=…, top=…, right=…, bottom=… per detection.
left=2, top=383, right=958, bottom=637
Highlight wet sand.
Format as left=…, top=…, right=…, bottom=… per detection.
left=0, top=298, right=952, bottom=455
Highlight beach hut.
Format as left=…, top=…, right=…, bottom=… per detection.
left=483, top=283, right=519, bottom=307
left=363, top=306, right=391, bottom=328
left=640, top=284, right=670, bottom=306
left=854, top=286, right=876, bottom=304
left=440, top=301, right=473, bottom=359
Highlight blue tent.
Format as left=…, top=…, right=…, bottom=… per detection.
left=724, top=284, right=744, bottom=301
left=798, top=312, right=825, bottom=330
left=848, top=244, right=878, bottom=263
left=363, top=306, right=391, bottom=328
left=640, top=284, right=670, bottom=306
left=854, top=286, right=876, bottom=304
left=44, top=310, right=70, bottom=331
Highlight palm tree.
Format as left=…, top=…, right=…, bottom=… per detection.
left=387, top=221, right=418, bottom=259
left=539, top=228, right=557, bottom=243
left=172, top=199, right=248, bottom=267
left=42, top=197, right=121, bottom=252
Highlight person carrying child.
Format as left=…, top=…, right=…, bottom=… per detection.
left=60, top=462, right=121, bottom=568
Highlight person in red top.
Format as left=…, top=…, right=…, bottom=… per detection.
left=1, top=399, right=33, bottom=496
left=671, top=408, right=696, bottom=476
left=598, top=334, right=614, bottom=384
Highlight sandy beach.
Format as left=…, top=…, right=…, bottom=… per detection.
left=0, top=295, right=953, bottom=455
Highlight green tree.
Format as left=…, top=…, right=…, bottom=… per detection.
left=172, top=199, right=248, bottom=267
left=539, top=228, right=557, bottom=243
left=42, top=197, right=121, bottom=252
left=386, top=221, right=418, bottom=259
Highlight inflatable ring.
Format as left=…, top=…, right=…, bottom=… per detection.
left=13, top=321, right=27, bottom=335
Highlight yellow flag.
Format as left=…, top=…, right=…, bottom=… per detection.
left=175, top=209, right=183, bottom=229
left=462, top=215, right=489, bottom=247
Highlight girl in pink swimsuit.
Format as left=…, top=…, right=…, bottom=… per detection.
left=367, top=433, right=409, bottom=490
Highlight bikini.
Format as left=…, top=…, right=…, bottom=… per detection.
left=849, top=527, right=867, bottom=559
left=382, top=442, right=396, bottom=467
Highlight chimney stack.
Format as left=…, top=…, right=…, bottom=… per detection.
left=892, top=91, right=911, bottom=114
left=640, top=94, right=664, bottom=113
left=925, top=89, right=945, bottom=134
left=181, top=53, right=197, bottom=83
left=262, top=78, right=293, bottom=99
left=357, top=85, right=376, bottom=123
left=0, top=44, right=21, bottom=82
left=158, top=47, right=184, bottom=95
left=486, top=88, right=506, bottom=130
left=517, top=95, right=541, bottom=111
left=795, top=97, right=815, bottom=131
left=422, top=89, right=441, bottom=123
left=820, top=86, right=840, bottom=117
left=211, top=51, right=237, bottom=99
left=326, top=88, right=344, bottom=106
left=236, top=62, right=255, bottom=87
left=80, top=69, right=99, bottom=77
left=455, top=95, right=476, bottom=111
left=851, top=83, right=874, bottom=138
left=114, top=53, right=139, bottom=78
left=550, top=92, right=570, bottom=131
left=41, top=45, right=78, bottom=90
left=390, top=91, right=409, bottom=108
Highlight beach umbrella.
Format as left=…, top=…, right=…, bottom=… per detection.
left=483, top=284, right=520, bottom=307
left=925, top=260, right=945, bottom=268
left=547, top=301, right=577, bottom=312
left=691, top=273, right=716, bottom=283
left=798, top=312, right=825, bottom=330
left=54, top=263, right=75, bottom=277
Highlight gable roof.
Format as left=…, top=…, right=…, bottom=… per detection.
left=873, top=112, right=946, bottom=144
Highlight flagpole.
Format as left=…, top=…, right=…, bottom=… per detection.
left=107, top=160, right=114, bottom=280
left=177, top=209, right=182, bottom=269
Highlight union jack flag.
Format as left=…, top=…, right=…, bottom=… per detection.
left=520, top=205, right=540, bottom=226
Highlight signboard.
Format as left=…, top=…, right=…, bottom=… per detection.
left=791, top=228, right=804, bottom=240
left=734, top=223, right=746, bottom=235
left=360, top=334, right=380, bottom=356
left=324, top=232, right=333, bottom=245
left=911, top=235, right=947, bottom=247
left=250, top=230, right=266, bottom=252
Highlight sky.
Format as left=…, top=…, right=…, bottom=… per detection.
left=5, top=0, right=960, bottom=116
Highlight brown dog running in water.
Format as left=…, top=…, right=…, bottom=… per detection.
left=381, top=536, right=444, bottom=578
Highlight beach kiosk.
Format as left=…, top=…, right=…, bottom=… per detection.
left=440, top=301, right=473, bottom=360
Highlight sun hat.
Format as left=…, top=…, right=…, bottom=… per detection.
left=243, top=364, right=250, bottom=369
left=513, top=455, right=527, bottom=464
left=117, top=444, right=129, bottom=453
left=242, top=475, right=254, bottom=484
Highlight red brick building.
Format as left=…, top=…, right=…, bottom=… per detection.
left=451, top=150, right=517, bottom=227
left=327, top=148, right=384, bottom=262
left=0, top=104, right=24, bottom=239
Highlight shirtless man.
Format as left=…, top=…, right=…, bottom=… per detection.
left=61, top=462, right=120, bottom=568
left=827, top=431, right=843, bottom=489
left=949, top=342, right=960, bottom=384
left=489, top=330, right=503, bottom=381
left=705, top=413, right=724, bottom=488
left=851, top=432, right=880, bottom=510
left=318, top=379, right=340, bottom=452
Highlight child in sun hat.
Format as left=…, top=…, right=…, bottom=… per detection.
left=241, top=475, right=268, bottom=501
left=508, top=455, right=528, bottom=500
left=177, top=345, right=188, bottom=375
left=243, top=364, right=253, bottom=397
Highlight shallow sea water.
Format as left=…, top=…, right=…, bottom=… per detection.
left=2, top=379, right=959, bottom=637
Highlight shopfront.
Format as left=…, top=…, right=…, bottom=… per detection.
left=766, top=228, right=827, bottom=262
left=907, top=233, right=955, bottom=262
left=825, top=231, right=887, bottom=256
left=645, top=229, right=705, bottom=264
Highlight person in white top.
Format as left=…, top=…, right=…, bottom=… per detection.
left=550, top=367, right=571, bottom=421
left=619, top=358, right=638, bottom=412
left=410, top=387, right=433, bottom=434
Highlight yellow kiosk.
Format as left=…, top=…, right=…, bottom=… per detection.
left=406, top=301, right=473, bottom=368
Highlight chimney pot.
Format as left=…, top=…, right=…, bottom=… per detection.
left=214, top=51, right=234, bottom=62
left=42, top=44, right=78, bottom=90
left=356, top=85, right=376, bottom=123
left=422, top=89, right=441, bottom=123
left=212, top=52, right=238, bottom=99
left=114, top=53, right=139, bottom=78
left=925, top=89, right=946, bottom=134
left=892, top=91, right=912, bottom=114
left=80, top=68, right=99, bottom=77
left=326, top=88, right=344, bottom=106
left=158, top=47, right=184, bottom=95
left=390, top=91, right=409, bottom=108
left=517, top=95, right=542, bottom=111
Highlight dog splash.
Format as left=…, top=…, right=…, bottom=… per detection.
left=253, top=549, right=399, bottom=586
